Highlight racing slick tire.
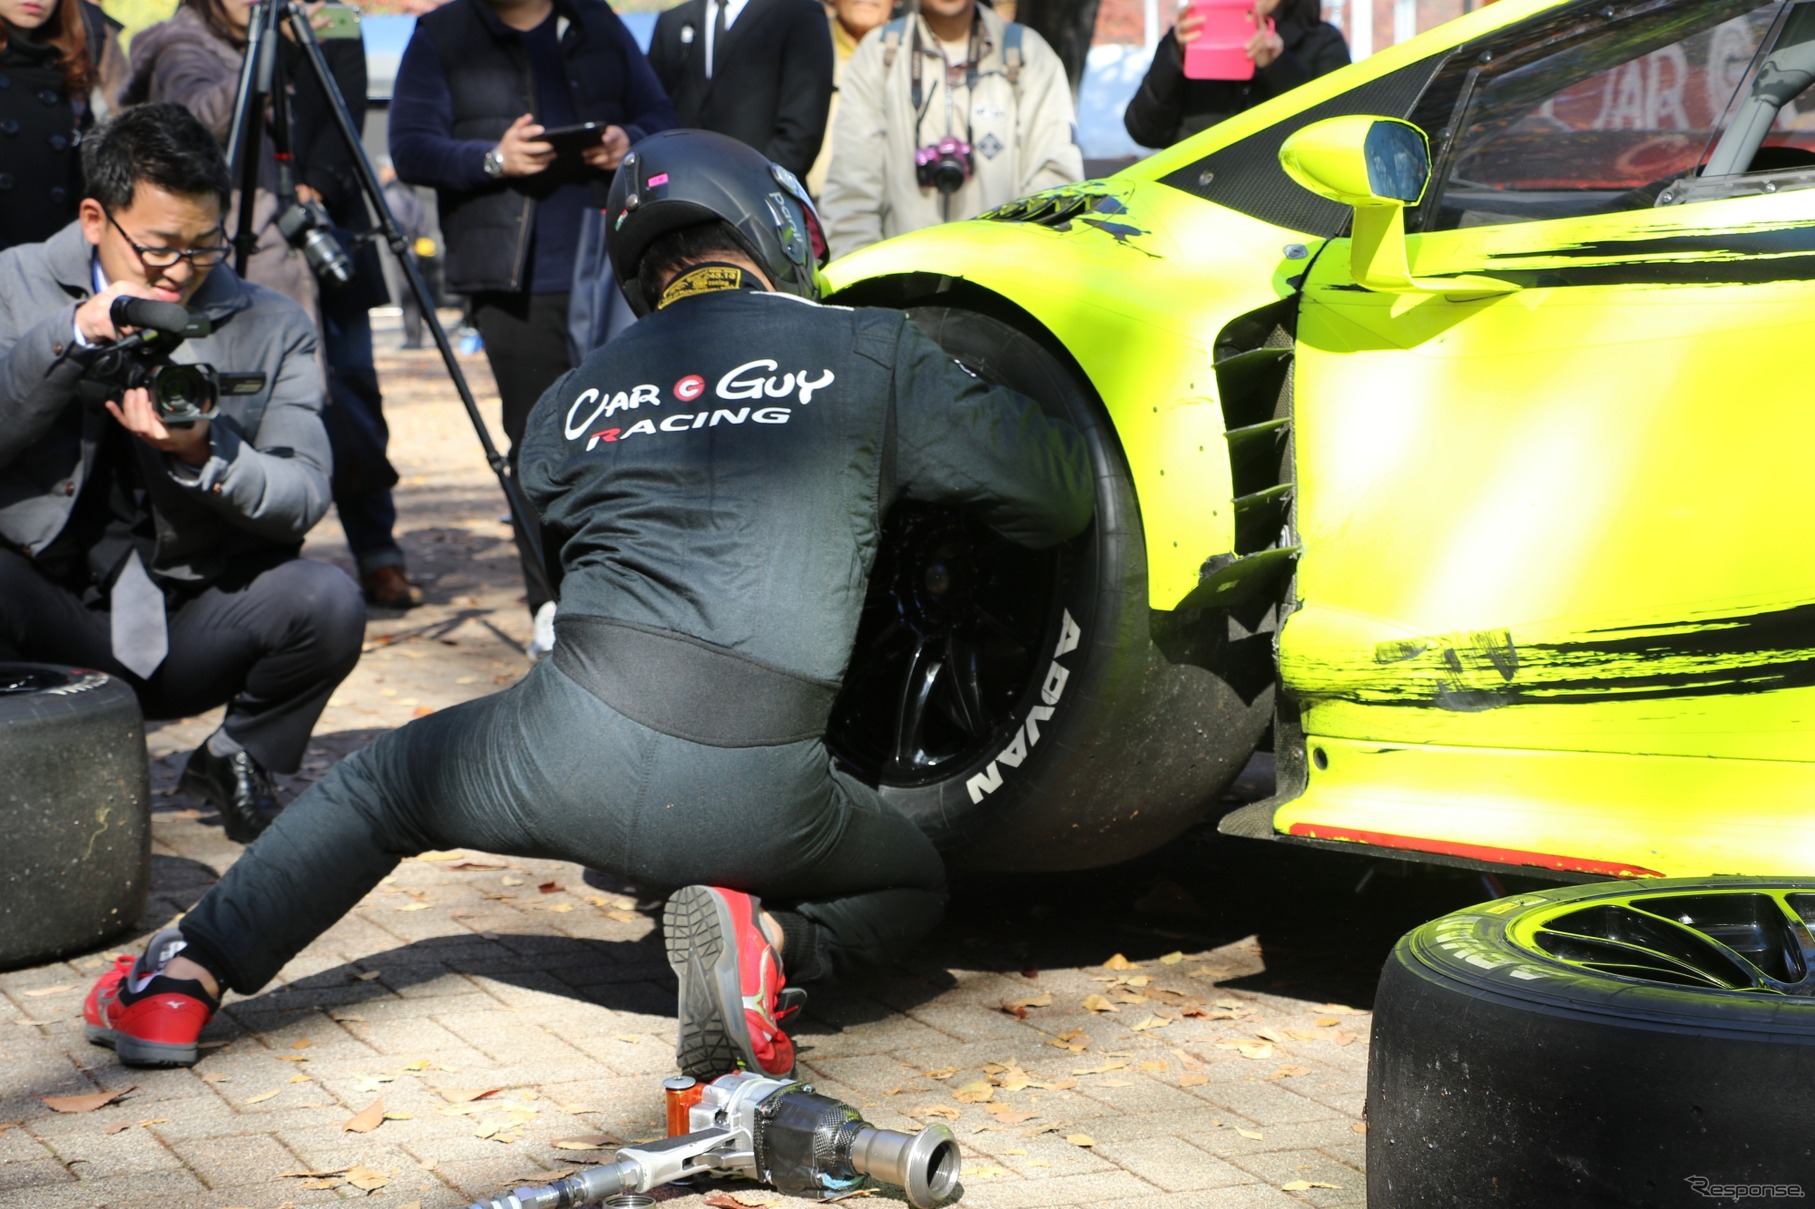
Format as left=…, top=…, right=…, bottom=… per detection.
left=0, top=664, right=151, bottom=969
left=1369, top=877, right=1815, bottom=1207
left=825, top=307, right=1274, bottom=871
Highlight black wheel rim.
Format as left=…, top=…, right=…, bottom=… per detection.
left=0, top=668, right=70, bottom=696
left=1509, top=887, right=1815, bottom=994
left=827, top=503, right=1063, bottom=786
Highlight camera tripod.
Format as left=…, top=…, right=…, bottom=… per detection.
left=222, top=0, right=554, bottom=603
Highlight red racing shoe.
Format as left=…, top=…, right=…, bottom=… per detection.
left=84, top=928, right=218, bottom=1068
left=664, top=885, right=806, bottom=1079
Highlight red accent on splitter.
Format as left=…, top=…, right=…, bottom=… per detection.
left=1286, top=823, right=1665, bottom=879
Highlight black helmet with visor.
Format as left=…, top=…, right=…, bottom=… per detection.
left=606, top=129, right=828, bottom=317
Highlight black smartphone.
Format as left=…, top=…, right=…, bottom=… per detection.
left=537, top=121, right=609, bottom=157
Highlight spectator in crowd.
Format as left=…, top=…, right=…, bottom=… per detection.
left=79, top=129, right=1093, bottom=1082
left=289, top=18, right=426, bottom=610
left=0, top=105, right=363, bottom=844
left=0, top=0, right=123, bottom=252
left=1123, top=0, right=1348, bottom=150
left=820, top=0, right=1082, bottom=258
left=804, top=0, right=889, bottom=197
left=120, top=0, right=321, bottom=323
left=379, top=161, right=443, bottom=351
left=388, top=0, right=674, bottom=652
left=648, top=0, right=835, bottom=182
left=122, top=0, right=426, bottom=610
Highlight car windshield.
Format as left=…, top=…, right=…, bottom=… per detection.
left=1425, top=0, right=1798, bottom=227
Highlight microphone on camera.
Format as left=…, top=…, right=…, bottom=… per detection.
left=109, top=296, right=193, bottom=336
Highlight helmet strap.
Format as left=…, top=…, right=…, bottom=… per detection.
left=656, top=262, right=763, bottom=310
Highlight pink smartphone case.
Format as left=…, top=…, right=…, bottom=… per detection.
left=1182, top=0, right=1273, bottom=81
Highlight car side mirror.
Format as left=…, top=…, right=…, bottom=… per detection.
left=1280, top=116, right=1517, bottom=299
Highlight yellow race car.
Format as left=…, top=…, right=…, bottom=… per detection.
left=821, top=0, right=1815, bottom=879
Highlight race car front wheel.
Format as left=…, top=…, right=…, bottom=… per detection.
left=824, top=307, right=1274, bottom=871
left=1370, top=878, right=1815, bottom=1206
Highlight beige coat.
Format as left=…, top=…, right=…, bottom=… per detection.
left=820, top=3, right=1082, bottom=259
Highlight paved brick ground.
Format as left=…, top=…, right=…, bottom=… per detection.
left=0, top=314, right=1495, bottom=1208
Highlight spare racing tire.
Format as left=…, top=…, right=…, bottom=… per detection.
left=824, top=307, right=1274, bottom=871
left=1370, top=877, right=1815, bottom=1207
left=0, top=664, right=150, bottom=969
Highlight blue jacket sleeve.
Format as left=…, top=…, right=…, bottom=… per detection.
left=388, top=24, right=493, bottom=191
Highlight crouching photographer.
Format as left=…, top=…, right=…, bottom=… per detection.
left=0, top=104, right=365, bottom=844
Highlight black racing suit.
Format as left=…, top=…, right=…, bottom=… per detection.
left=177, top=287, right=1095, bottom=994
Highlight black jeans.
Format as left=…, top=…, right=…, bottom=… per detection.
left=473, top=289, right=573, bottom=615
left=0, top=549, right=365, bottom=772
left=178, top=655, right=948, bottom=993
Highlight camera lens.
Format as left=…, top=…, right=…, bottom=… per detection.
left=932, top=157, right=966, bottom=195
left=301, top=229, right=354, bottom=287
left=151, top=364, right=214, bottom=425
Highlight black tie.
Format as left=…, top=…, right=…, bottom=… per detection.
left=711, top=0, right=727, bottom=78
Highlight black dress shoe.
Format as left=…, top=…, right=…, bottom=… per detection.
left=180, top=746, right=281, bottom=843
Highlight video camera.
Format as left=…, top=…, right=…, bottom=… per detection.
left=471, top=1071, right=963, bottom=1209
left=75, top=297, right=265, bottom=427
left=915, top=136, right=974, bottom=196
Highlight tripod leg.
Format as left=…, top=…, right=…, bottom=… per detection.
left=277, top=0, right=555, bottom=607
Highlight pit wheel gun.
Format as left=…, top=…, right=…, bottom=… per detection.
left=470, top=1071, right=963, bottom=1209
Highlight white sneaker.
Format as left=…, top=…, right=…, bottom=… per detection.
left=527, top=600, right=558, bottom=664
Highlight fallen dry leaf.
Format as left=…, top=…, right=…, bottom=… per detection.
left=279, top=1167, right=349, bottom=1178
left=243, top=1089, right=281, bottom=1105
left=349, top=970, right=383, bottom=982
left=1236, top=1127, right=1264, bottom=1140
left=441, top=1088, right=504, bottom=1103
left=450, top=861, right=509, bottom=872
left=1049, top=1029, right=1090, bottom=1052
left=343, top=1097, right=386, bottom=1133
left=396, top=901, right=431, bottom=912
left=1158, top=951, right=1185, bottom=965
left=704, top=1193, right=781, bottom=1208
left=952, top=1081, right=994, bottom=1104
left=1065, top=1133, right=1095, bottom=1147
left=923, top=1067, right=958, bottom=1080
left=1179, top=1072, right=1209, bottom=1088
left=914, top=1105, right=961, bottom=1121
left=1265, top=1065, right=1312, bottom=1081
left=552, top=1135, right=620, bottom=1151
left=1314, top=1016, right=1341, bottom=1028
left=200, top=1072, right=230, bottom=1085
left=987, top=1107, right=1038, bottom=1125
left=1080, top=994, right=1119, bottom=1014
left=40, top=1087, right=134, bottom=1114
left=1102, top=953, right=1140, bottom=971
left=605, top=909, right=643, bottom=924
left=1130, top=1014, right=1173, bottom=1032
left=538, top=881, right=564, bottom=894
left=303, top=1176, right=346, bottom=1190
left=23, top=985, right=73, bottom=997
left=346, top=1165, right=389, bottom=1192
left=1283, top=1180, right=1342, bottom=1191
left=1071, top=1060, right=1126, bottom=1075
left=1238, top=1043, right=1275, bottom=1061
left=1353, top=1122, right=1369, bottom=1133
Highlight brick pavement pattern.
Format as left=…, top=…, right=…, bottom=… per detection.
left=0, top=316, right=1373, bottom=1208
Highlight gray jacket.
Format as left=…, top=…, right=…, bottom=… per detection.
left=0, top=222, right=332, bottom=584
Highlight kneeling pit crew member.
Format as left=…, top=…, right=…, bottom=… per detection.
left=83, top=128, right=1095, bottom=1082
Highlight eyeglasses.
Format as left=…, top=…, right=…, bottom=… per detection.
left=103, top=208, right=232, bottom=270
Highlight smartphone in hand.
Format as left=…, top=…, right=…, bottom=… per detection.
left=538, top=121, right=610, bottom=158
left=1182, top=0, right=1272, bottom=81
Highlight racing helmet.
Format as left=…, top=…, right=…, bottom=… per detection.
left=606, top=129, right=829, bottom=317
